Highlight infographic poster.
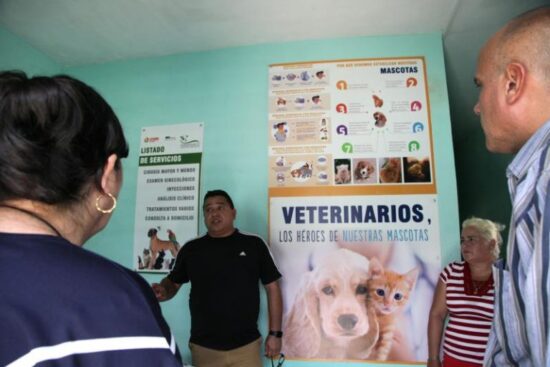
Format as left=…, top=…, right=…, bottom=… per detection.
left=268, top=58, right=440, bottom=363
left=133, top=123, right=203, bottom=273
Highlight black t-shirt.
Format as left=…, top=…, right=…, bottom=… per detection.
left=168, top=229, right=281, bottom=350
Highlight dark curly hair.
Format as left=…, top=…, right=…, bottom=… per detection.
left=0, top=71, right=129, bottom=205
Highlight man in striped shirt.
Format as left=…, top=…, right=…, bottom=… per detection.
left=473, top=6, right=550, bottom=367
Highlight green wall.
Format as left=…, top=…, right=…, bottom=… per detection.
left=0, top=27, right=59, bottom=75
left=443, top=19, right=515, bottom=245
left=3, top=30, right=459, bottom=366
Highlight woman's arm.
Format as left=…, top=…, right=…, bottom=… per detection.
left=427, top=278, right=447, bottom=367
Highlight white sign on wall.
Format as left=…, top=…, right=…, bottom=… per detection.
left=133, top=122, right=203, bottom=273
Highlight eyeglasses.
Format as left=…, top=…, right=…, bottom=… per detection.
left=271, top=353, right=285, bottom=367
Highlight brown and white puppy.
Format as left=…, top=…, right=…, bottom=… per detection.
left=283, top=249, right=379, bottom=359
left=354, top=160, right=375, bottom=182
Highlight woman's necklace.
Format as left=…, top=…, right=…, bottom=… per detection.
left=0, top=204, right=62, bottom=238
left=471, top=280, right=487, bottom=294
left=464, top=262, right=493, bottom=296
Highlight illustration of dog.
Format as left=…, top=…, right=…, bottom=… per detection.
left=276, top=97, right=287, bottom=106
left=372, top=94, right=384, bottom=108
left=354, top=161, right=375, bottom=183
left=379, top=158, right=401, bottom=183
left=373, top=112, right=387, bottom=128
left=291, top=162, right=312, bottom=179
left=147, top=228, right=180, bottom=269
left=335, top=163, right=351, bottom=184
left=283, top=249, right=379, bottom=359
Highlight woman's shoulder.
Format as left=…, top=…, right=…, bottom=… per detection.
left=71, top=243, right=153, bottom=297
left=439, top=261, right=465, bottom=280
left=447, top=260, right=465, bottom=268
left=443, top=261, right=465, bottom=273
left=1, top=233, right=150, bottom=299
left=0, top=235, right=180, bottom=367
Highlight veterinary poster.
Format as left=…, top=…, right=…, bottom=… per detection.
left=270, top=195, right=440, bottom=362
left=268, top=58, right=440, bottom=363
left=133, top=123, right=203, bottom=273
left=268, top=57, right=434, bottom=193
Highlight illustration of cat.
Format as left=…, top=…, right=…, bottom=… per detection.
left=367, top=257, right=419, bottom=360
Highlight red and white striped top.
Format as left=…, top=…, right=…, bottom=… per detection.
left=440, top=261, right=494, bottom=366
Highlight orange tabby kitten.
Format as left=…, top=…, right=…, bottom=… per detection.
left=367, top=257, right=419, bottom=360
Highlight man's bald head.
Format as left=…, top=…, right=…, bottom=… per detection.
left=473, top=6, right=550, bottom=153
left=496, top=6, right=550, bottom=85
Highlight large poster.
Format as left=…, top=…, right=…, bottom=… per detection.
left=268, top=58, right=440, bottom=362
left=133, top=123, right=203, bottom=273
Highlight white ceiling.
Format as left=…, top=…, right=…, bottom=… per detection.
left=1, top=0, right=545, bottom=138
left=0, top=0, right=473, bottom=66
left=0, top=0, right=546, bottom=135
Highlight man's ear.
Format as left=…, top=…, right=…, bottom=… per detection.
left=100, top=154, right=119, bottom=193
left=504, top=62, right=526, bottom=104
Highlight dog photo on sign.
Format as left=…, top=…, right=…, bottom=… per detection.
left=353, top=158, right=376, bottom=184
left=144, top=228, right=181, bottom=270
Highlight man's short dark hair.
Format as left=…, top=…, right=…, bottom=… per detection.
left=203, top=190, right=234, bottom=209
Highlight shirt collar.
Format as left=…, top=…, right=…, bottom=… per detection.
left=507, top=119, right=550, bottom=180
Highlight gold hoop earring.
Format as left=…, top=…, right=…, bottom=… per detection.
left=96, top=192, right=117, bottom=214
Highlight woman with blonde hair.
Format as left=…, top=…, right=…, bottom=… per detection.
left=427, top=217, right=504, bottom=367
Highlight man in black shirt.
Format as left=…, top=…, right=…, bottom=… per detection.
left=152, top=190, right=283, bottom=367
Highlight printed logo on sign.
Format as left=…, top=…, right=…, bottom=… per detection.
left=144, top=137, right=160, bottom=143
left=336, top=125, right=348, bottom=135
left=180, top=135, right=200, bottom=148
left=164, top=136, right=177, bottom=141
left=406, top=77, right=418, bottom=87
left=341, top=143, right=353, bottom=153
left=412, top=122, right=424, bottom=133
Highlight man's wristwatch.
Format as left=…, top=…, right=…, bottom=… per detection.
left=268, top=330, right=283, bottom=338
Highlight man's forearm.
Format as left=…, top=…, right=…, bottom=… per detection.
left=161, top=277, right=181, bottom=300
left=265, top=281, right=283, bottom=331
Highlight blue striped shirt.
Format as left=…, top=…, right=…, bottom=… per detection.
left=484, top=119, right=550, bottom=367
